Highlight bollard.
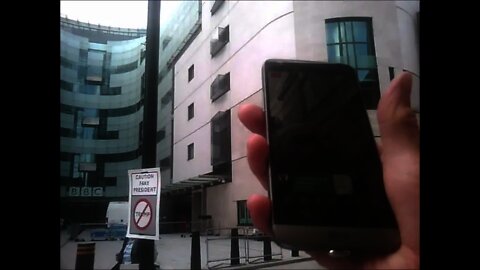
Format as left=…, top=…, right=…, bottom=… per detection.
left=230, top=228, right=240, bottom=265
left=291, top=249, right=299, bottom=257
left=191, top=231, right=201, bottom=270
left=263, top=236, right=272, bottom=261
left=137, top=239, right=156, bottom=270
left=75, top=242, right=95, bottom=270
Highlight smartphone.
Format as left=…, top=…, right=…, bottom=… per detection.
left=262, top=59, right=400, bottom=253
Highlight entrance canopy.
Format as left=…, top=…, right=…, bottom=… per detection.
left=161, top=174, right=226, bottom=194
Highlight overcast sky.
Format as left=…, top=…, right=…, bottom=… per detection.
left=60, top=1, right=182, bottom=29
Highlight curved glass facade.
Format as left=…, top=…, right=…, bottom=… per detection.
left=60, top=17, right=147, bottom=221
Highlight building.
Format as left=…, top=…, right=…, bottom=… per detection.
left=60, top=2, right=204, bottom=225
left=169, top=0, right=419, bottom=230
left=60, top=17, right=148, bottom=222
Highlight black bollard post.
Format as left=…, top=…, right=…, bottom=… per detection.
left=291, top=249, right=299, bottom=257
left=137, top=239, right=156, bottom=270
left=75, top=242, right=95, bottom=270
left=230, top=228, right=240, bottom=265
left=191, top=231, right=201, bottom=270
left=263, top=236, right=272, bottom=261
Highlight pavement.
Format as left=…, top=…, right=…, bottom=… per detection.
left=60, top=228, right=324, bottom=269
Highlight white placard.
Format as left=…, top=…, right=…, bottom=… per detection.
left=132, top=172, right=158, bottom=195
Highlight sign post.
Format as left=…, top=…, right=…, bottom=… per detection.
left=126, top=168, right=161, bottom=240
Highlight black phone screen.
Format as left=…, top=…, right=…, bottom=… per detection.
left=263, top=60, right=397, bottom=228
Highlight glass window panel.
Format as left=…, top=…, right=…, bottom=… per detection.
left=340, top=44, right=348, bottom=64
left=355, top=44, right=368, bottom=56
left=353, top=21, right=368, bottom=42
left=73, top=155, right=80, bottom=178
left=339, top=22, right=346, bottom=43
left=80, top=153, right=95, bottom=162
left=345, top=21, right=353, bottom=42
left=87, top=65, right=102, bottom=77
left=327, top=45, right=341, bottom=62
left=356, top=43, right=377, bottom=68
left=83, top=108, right=98, bottom=117
left=88, top=51, right=104, bottom=67
left=357, top=69, right=378, bottom=82
left=356, top=55, right=377, bottom=69
left=348, top=44, right=356, bottom=68
left=326, top=23, right=339, bottom=44
left=80, top=85, right=99, bottom=95
left=357, top=70, right=369, bottom=81
left=82, top=127, right=95, bottom=139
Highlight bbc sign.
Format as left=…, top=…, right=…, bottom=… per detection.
left=69, top=186, right=104, bottom=197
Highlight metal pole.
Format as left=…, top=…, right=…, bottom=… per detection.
left=191, top=231, right=201, bottom=270
left=142, top=2, right=160, bottom=167
left=138, top=1, right=161, bottom=270
left=231, top=228, right=240, bottom=265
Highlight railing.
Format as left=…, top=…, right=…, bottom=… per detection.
left=205, top=227, right=283, bottom=269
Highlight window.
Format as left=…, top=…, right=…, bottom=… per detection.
left=210, top=25, right=229, bottom=57
left=60, top=80, right=74, bottom=92
left=211, top=110, right=231, bottom=166
left=75, top=108, right=98, bottom=138
left=79, top=162, right=97, bottom=172
left=86, top=50, right=104, bottom=84
left=161, top=90, right=172, bottom=107
left=211, top=72, right=230, bottom=101
left=140, top=49, right=146, bottom=63
left=389, top=67, right=395, bottom=81
left=160, top=156, right=171, bottom=171
left=211, top=0, right=225, bottom=15
left=162, top=37, right=172, bottom=50
left=61, top=127, right=75, bottom=138
left=157, top=128, right=166, bottom=142
left=326, top=17, right=380, bottom=109
left=111, top=61, right=138, bottom=74
left=82, top=117, right=100, bottom=127
left=77, top=153, right=95, bottom=173
left=219, top=25, right=229, bottom=43
left=187, top=143, right=194, bottom=160
left=237, top=200, right=252, bottom=226
left=100, top=86, right=121, bottom=96
left=159, top=67, right=169, bottom=83
left=188, top=103, right=194, bottom=120
left=188, top=64, right=194, bottom=82
left=80, top=84, right=99, bottom=94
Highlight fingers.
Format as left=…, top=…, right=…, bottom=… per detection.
left=247, top=194, right=272, bottom=236
left=247, top=134, right=269, bottom=190
left=377, top=71, right=420, bottom=254
left=377, top=72, right=419, bottom=155
left=238, top=103, right=269, bottom=190
left=238, top=105, right=272, bottom=235
left=238, top=104, right=266, bottom=136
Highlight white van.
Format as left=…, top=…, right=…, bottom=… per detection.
left=106, top=201, right=129, bottom=228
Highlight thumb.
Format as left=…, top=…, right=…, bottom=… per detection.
left=377, top=72, right=419, bottom=155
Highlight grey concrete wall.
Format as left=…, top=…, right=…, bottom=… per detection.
left=173, top=1, right=296, bottom=183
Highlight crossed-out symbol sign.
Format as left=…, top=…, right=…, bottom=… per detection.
left=133, top=199, right=152, bottom=230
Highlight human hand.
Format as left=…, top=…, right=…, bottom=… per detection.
left=237, top=72, right=419, bottom=269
